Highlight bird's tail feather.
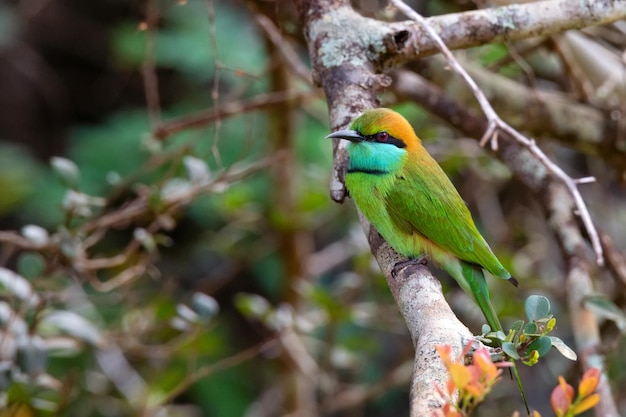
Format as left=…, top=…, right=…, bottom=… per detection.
left=460, top=262, right=530, bottom=415
left=460, top=262, right=502, bottom=332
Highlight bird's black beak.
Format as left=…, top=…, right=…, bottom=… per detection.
left=325, top=129, right=364, bottom=143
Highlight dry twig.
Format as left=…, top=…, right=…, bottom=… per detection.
left=141, top=0, right=162, bottom=127
left=252, top=11, right=312, bottom=84
left=154, top=90, right=318, bottom=140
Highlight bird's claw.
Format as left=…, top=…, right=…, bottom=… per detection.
left=391, top=257, right=427, bottom=278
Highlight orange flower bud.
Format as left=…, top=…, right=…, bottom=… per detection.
left=449, top=363, right=471, bottom=390
left=473, top=348, right=499, bottom=381
left=578, top=368, right=600, bottom=398
left=551, top=376, right=574, bottom=417
left=572, top=393, right=600, bottom=415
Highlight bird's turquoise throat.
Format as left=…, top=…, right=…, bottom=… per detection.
left=347, top=142, right=405, bottom=175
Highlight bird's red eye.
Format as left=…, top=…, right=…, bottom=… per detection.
left=377, top=132, right=388, bottom=141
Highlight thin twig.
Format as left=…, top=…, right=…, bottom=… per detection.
left=600, top=233, right=626, bottom=287
left=320, top=361, right=412, bottom=413
left=0, top=231, right=50, bottom=250
left=153, top=90, right=317, bottom=140
left=141, top=0, right=162, bottom=127
left=252, top=11, right=312, bottom=84
left=390, top=0, right=604, bottom=266
left=205, top=0, right=223, bottom=168
left=89, top=262, right=148, bottom=292
left=81, top=152, right=284, bottom=235
left=153, top=338, right=278, bottom=408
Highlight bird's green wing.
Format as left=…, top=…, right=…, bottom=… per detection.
left=384, top=154, right=509, bottom=279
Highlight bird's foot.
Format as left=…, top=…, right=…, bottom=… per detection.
left=391, top=257, right=428, bottom=278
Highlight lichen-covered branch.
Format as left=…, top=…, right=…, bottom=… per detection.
left=386, top=0, right=626, bottom=66
left=363, top=214, right=474, bottom=416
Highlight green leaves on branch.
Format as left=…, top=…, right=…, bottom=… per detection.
left=235, top=293, right=297, bottom=332
left=484, top=295, right=576, bottom=366
left=0, top=267, right=40, bottom=307
left=525, top=294, right=551, bottom=321
left=0, top=267, right=105, bottom=399
left=171, top=292, right=220, bottom=331
left=50, top=157, right=80, bottom=189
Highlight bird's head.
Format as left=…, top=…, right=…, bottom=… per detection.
left=326, top=108, right=422, bottom=173
left=326, top=108, right=421, bottom=152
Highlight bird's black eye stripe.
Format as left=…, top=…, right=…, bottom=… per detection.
left=362, top=132, right=406, bottom=148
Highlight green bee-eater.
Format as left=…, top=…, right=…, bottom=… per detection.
left=327, top=107, right=516, bottom=332
left=327, top=108, right=529, bottom=411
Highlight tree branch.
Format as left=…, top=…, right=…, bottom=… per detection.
left=385, top=0, right=626, bottom=66
left=363, top=215, right=474, bottom=416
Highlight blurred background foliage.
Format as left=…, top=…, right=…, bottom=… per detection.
left=0, top=0, right=624, bottom=416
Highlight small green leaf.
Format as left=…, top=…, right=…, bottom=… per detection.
left=550, top=336, right=577, bottom=361
left=481, top=324, right=491, bottom=335
left=176, top=303, right=199, bottom=324
left=191, top=292, right=219, bottom=320
left=509, top=320, right=524, bottom=333
left=234, top=293, right=271, bottom=319
left=0, top=363, right=10, bottom=391
left=62, top=190, right=105, bottom=217
left=160, top=178, right=192, bottom=203
left=183, top=156, right=210, bottom=185
left=0, top=267, right=40, bottom=307
left=0, top=303, right=27, bottom=335
left=21, top=225, right=50, bottom=247
left=525, top=295, right=551, bottom=321
left=524, top=322, right=538, bottom=335
left=479, top=43, right=509, bottom=66
left=40, top=310, right=104, bottom=347
left=16, top=252, right=46, bottom=280
left=527, top=335, right=552, bottom=358
left=583, top=295, right=626, bottom=331
left=16, top=336, right=48, bottom=376
left=134, top=228, right=156, bottom=252
left=50, top=156, right=80, bottom=188
left=502, top=342, right=520, bottom=360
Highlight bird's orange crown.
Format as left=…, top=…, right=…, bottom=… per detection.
left=350, top=108, right=422, bottom=152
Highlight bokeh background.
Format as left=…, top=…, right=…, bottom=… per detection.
left=0, top=0, right=625, bottom=416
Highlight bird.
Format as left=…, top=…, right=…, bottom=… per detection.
left=327, top=108, right=529, bottom=411
left=326, top=107, right=516, bottom=332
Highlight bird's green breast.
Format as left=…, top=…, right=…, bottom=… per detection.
left=345, top=142, right=510, bottom=281
left=345, top=142, right=416, bottom=256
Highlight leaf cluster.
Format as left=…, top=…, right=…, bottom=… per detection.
left=480, top=295, right=576, bottom=366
